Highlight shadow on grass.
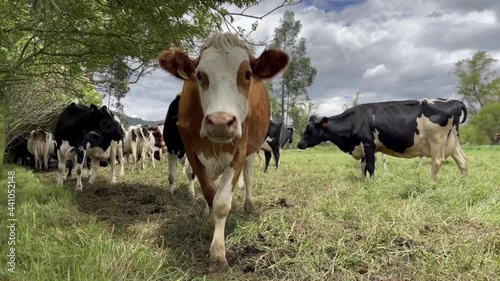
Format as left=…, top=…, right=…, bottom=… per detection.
left=37, top=171, right=265, bottom=277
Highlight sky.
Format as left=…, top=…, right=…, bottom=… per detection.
left=122, top=0, right=500, bottom=121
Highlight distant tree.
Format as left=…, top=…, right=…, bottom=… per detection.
left=451, top=51, right=500, bottom=143
left=342, top=92, right=361, bottom=111
left=451, top=51, right=500, bottom=115
left=270, top=10, right=317, bottom=126
left=469, top=102, right=500, bottom=143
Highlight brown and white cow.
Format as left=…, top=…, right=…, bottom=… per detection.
left=148, top=124, right=166, bottom=161
left=27, top=129, right=53, bottom=170
left=158, top=32, right=289, bottom=272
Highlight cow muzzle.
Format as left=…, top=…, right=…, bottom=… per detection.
left=297, top=141, right=307, bottom=150
left=202, top=112, right=239, bottom=143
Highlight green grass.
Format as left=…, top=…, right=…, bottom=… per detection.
left=1, top=145, right=500, bottom=280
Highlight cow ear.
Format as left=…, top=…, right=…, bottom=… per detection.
left=90, top=104, right=98, bottom=112
left=250, top=49, right=290, bottom=80
left=158, top=48, right=197, bottom=80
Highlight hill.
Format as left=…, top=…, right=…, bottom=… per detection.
left=118, top=113, right=163, bottom=128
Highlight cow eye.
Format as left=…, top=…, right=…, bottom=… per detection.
left=196, top=72, right=202, bottom=81
left=245, top=71, right=251, bottom=80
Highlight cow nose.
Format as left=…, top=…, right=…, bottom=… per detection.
left=160, top=141, right=166, bottom=148
left=205, top=112, right=237, bottom=137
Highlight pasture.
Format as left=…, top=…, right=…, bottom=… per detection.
left=1, top=145, right=500, bottom=280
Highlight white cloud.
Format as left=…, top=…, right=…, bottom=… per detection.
left=362, top=64, right=389, bottom=79
left=123, top=0, right=500, bottom=122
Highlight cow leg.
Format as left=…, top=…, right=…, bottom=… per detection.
left=429, top=141, right=446, bottom=181
left=75, top=148, right=86, bottom=191
left=110, top=141, right=118, bottom=184
left=243, top=153, right=256, bottom=214
left=183, top=159, right=196, bottom=200
left=131, top=142, right=137, bottom=168
left=117, top=141, right=125, bottom=176
left=237, top=174, right=244, bottom=188
left=43, top=154, right=49, bottom=170
left=88, top=157, right=100, bottom=185
left=272, top=146, right=281, bottom=170
left=263, top=151, right=272, bottom=172
left=150, top=149, right=156, bottom=168
left=208, top=165, right=241, bottom=273
left=451, top=145, right=467, bottom=176
left=360, top=157, right=366, bottom=181
left=258, top=150, right=263, bottom=167
left=382, top=153, right=387, bottom=170
left=139, top=146, right=146, bottom=170
left=168, top=153, right=179, bottom=195
left=57, top=149, right=66, bottom=186
left=362, top=145, right=376, bottom=180
left=419, top=156, right=424, bottom=167
left=65, top=159, right=73, bottom=179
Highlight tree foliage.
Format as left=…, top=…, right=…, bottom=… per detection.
left=451, top=51, right=500, bottom=115
left=1, top=0, right=302, bottom=156
left=342, top=92, right=361, bottom=111
left=452, top=51, right=500, bottom=143
left=270, top=10, right=317, bottom=126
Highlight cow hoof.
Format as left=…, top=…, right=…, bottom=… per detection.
left=208, top=258, right=230, bottom=273
left=111, top=178, right=116, bottom=184
left=244, top=201, right=255, bottom=214
left=76, top=184, right=83, bottom=191
left=168, top=184, right=175, bottom=195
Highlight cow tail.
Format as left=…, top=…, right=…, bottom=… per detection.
left=460, top=101, right=467, bottom=123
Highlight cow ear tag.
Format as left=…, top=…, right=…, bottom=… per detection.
left=177, top=68, right=189, bottom=80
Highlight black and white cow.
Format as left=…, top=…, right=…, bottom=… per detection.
left=163, top=94, right=196, bottom=199
left=258, top=120, right=295, bottom=172
left=54, top=102, right=124, bottom=190
left=297, top=98, right=468, bottom=180
left=124, top=124, right=156, bottom=169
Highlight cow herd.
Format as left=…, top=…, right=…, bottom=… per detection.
left=6, top=32, right=472, bottom=273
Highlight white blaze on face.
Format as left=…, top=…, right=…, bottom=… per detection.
left=196, top=46, right=250, bottom=139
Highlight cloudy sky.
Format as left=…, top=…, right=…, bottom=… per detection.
left=122, top=0, right=500, bottom=121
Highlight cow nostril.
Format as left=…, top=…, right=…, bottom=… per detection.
left=207, top=117, right=214, bottom=126
left=227, top=116, right=236, bottom=128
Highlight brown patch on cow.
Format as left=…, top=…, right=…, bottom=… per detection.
left=32, top=130, right=48, bottom=142
left=250, top=49, right=290, bottom=80
left=158, top=48, right=197, bottom=80
left=237, top=60, right=252, bottom=97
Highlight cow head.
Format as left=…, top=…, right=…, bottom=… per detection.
left=297, top=116, right=329, bottom=149
left=148, top=126, right=166, bottom=148
left=159, top=32, right=289, bottom=143
left=88, top=104, right=124, bottom=141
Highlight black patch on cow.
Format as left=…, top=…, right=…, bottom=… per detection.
left=131, top=129, right=137, bottom=142
left=163, top=95, right=186, bottom=160
left=262, top=120, right=295, bottom=172
left=372, top=101, right=421, bottom=154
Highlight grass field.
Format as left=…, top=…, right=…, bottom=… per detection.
left=1, top=145, right=500, bottom=280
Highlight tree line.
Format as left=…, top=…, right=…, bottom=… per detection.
left=0, top=0, right=302, bottom=160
